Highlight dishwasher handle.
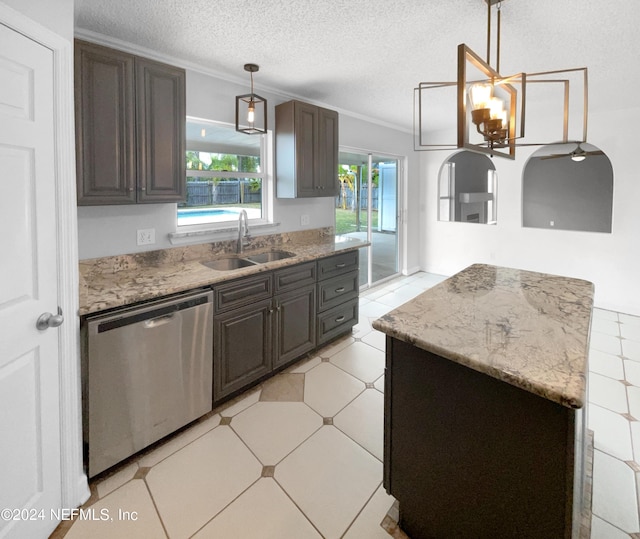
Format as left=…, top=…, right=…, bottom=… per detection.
left=143, top=313, right=176, bottom=328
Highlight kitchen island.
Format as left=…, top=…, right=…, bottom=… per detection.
left=372, top=263, right=593, bottom=539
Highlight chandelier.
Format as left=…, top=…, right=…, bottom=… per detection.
left=414, top=0, right=588, bottom=159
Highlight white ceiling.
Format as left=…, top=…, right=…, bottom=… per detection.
left=74, top=0, right=639, bottom=133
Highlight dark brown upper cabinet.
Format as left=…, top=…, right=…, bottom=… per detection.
left=75, top=40, right=186, bottom=205
left=275, top=100, right=339, bottom=198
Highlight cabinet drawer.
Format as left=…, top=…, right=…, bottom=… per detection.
left=213, top=273, right=272, bottom=313
left=317, top=298, right=358, bottom=345
left=317, top=251, right=359, bottom=281
left=317, top=271, right=358, bottom=312
left=274, top=262, right=316, bottom=293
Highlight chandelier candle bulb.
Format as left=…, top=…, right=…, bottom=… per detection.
left=469, top=83, right=492, bottom=110
left=489, top=97, right=505, bottom=120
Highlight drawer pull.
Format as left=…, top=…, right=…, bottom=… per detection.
left=335, top=287, right=345, bottom=293
left=335, top=315, right=346, bottom=322
left=335, top=263, right=346, bottom=268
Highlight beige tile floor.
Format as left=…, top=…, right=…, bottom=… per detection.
left=54, top=271, right=640, bottom=538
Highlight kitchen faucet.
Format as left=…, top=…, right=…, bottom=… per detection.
left=237, top=209, right=250, bottom=254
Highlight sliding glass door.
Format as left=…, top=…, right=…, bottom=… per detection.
left=337, top=150, right=400, bottom=288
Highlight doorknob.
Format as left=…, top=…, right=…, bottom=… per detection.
left=36, top=307, right=64, bottom=330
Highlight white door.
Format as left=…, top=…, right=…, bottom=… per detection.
left=0, top=22, right=62, bottom=539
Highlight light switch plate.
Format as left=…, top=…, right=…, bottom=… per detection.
left=137, top=228, right=156, bottom=246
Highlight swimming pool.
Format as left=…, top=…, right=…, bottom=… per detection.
left=177, top=207, right=260, bottom=226
left=178, top=208, right=237, bottom=219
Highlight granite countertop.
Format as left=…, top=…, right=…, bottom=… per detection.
left=79, top=229, right=367, bottom=316
left=372, top=263, right=594, bottom=409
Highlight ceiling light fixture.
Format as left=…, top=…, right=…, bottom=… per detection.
left=236, top=63, right=267, bottom=135
left=540, top=142, right=604, bottom=162
left=415, top=0, right=588, bottom=159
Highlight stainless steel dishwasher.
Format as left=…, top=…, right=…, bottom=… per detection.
left=83, top=289, right=213, bottom=477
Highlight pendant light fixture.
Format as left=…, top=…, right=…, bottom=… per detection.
left=414, top=0, right=588, bottom=159
left=236, top=63, right=267, bottom=135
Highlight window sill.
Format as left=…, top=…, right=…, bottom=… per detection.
left=169, top=220, right=280, bottom=245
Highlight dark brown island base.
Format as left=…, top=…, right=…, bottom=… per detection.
left=373, top=263, right=594, bottom=539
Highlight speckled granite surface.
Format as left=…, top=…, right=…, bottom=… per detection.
left=372, top=263, right=594, bottom=409
left=79, top=228, right=367, bottom=316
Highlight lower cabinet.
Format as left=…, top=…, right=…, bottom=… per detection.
left=212, top=253, right=359, bottom=403
left=273, top=284, right=316, bottom=368
left=212, top=263, right=317, bottom=402
left=213, top=298, right=273, bottom=400
left=316, top=251, right=359, bottom=345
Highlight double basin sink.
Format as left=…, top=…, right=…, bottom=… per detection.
left=201, top=250, right=296, bottom=271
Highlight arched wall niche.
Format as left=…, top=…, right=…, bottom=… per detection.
left=522, top=142, right=613, bottom=233
left=438, top=150, right=497, bottom=224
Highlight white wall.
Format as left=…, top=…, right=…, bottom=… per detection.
left=77, top=66, right=416, bottom=264
left=3, top=0, right=72, bottom=40
left=420, top=107, right=640, bottom=315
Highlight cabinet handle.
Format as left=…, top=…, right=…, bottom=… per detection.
left=268, top=308, right=274, bottom=314
left=276, top=306, right=282, bottom=311
left=335, top=263, right=346, bottom=268
left=335, top=287, right=345, bottom=293
left=335, top=315, right=346, bottom=323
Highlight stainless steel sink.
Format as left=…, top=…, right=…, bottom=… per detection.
left=201, top=257, right=257, bottom=271
left=244, top=250, right=296, bottom=263
left=202, top=250, right=296, bottom=271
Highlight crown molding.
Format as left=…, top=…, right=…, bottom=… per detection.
left=73, top=27, right=412, bottom=135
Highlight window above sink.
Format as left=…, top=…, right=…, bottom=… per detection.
left=178, top=118, right=273, bottom=232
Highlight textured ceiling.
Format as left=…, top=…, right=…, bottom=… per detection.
left=74, top=0, right=639, bottom=132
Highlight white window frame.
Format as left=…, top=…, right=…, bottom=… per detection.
left=176, top=118, right=274, bottom=234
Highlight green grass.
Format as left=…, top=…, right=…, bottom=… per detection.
left=335, top=208, right=378, bottom=235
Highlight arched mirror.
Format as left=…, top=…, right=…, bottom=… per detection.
left=522, top=142, right=613, bottom=233
left=438, top=151, right=497, bottom=224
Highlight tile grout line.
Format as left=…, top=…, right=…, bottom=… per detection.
left=338, top=479, right=386, bottom=539
left=269, top=474, right=327, bottom=538
left=141, top=474, right=171, bottom=539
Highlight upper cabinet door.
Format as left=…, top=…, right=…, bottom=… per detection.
left=276, top=100, right=339, bottom=198
left=75, top=40, right=136, bottom=205
left=135, top=58, right=186, bottom=203
left=294, top=102, right=319, bottom=197
left=316, top=107, right=339, bottom=196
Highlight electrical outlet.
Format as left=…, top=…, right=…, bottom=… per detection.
left=300, top=214, right=310, bottom=226
left=137, top=228, right=156, bottom=246
left=550, top=220, right=555, bottom=227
